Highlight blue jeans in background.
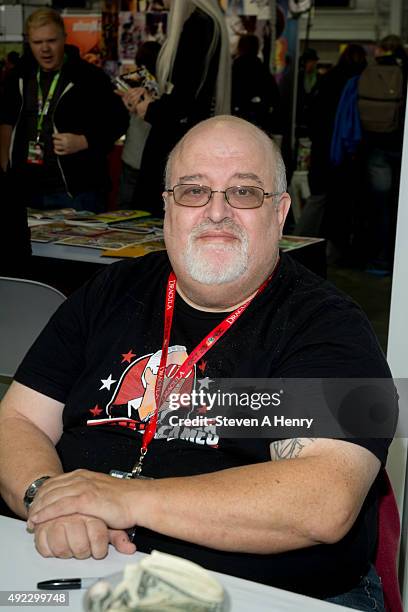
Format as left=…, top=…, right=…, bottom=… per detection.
left=364, top=147, right=401, bottom=273
left=325, top=564, right=385, bottom=611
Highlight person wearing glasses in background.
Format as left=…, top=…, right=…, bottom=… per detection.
left=0, top=116, right=395, bottom=611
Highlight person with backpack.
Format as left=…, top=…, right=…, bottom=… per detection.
left=358, top=35, right=407, bottom=275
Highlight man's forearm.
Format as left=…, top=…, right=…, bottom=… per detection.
left=0, top=416, right=63, bottom=518
left=29, top=439, right=378, bottom=555
left=131, top=440, right=378, bottom=553
left=136, top=458, right=349, bottom=553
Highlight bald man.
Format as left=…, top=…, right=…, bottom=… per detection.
left=0, top=117, right=393, bottom=610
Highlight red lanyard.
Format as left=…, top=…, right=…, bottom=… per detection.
left=133, top=267, right=276, bottom=474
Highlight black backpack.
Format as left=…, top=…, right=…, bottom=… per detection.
left=358, top=63, right=404, bottom=133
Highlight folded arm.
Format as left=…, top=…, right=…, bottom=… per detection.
left=0, top=382, right=135, bottom=558
left=29, top=437, right=380, bottom=555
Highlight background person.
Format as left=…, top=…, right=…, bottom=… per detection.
left=296, top=47, right=320, bottom=138
left=231, top=33, right=280, bottom=133
left=118, top=41, right=161, bottom=209
left=120, top=0, right=231, bottom=216
left=295, top=43, right=367, bottom=256
left=359, top=35, right=408, bottom=275
left=0, top=8, right=128, bottom=213
left=0, top=116, right=395, bottom=611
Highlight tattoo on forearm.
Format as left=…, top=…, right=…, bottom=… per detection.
left=270, top=438, right=316, bottom=460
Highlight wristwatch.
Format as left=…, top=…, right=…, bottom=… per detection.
left=23, top=476, right=51, bottom=510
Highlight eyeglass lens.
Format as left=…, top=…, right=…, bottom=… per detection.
left=172, top=184, right=264, bottom=208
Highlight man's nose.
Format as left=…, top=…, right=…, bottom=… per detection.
left=205, top=191, right=232, bottom=222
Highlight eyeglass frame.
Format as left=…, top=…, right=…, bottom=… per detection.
left=165, top=183, right=283, bottom=210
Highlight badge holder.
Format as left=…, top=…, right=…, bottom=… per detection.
left=27, top=139, right=44, bottom=165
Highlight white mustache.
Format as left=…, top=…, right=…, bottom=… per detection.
left=190, top=220, right=246, bottom=242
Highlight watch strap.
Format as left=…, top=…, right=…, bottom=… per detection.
left=23, top=475, right=51, bottom=510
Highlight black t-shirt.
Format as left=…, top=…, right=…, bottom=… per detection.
left=15, top=252, right=393, bottom=598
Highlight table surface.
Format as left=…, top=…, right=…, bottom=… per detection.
left=32, top=241, right=118, bottom=265
left=0, top=516, right=349, bottom=611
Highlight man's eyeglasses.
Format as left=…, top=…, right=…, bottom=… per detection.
left=166, top=184, right=282, bottom=209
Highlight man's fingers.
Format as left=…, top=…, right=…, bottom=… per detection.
left=64, top=516, right=92, bottom=559
left=30, top=479, right=72, bottom=511
left=34, top=523, right=53, bottom=557
left=29, top=469, right=137, bottom=530
left=31, top=496, right=82, bottom=524
left=109, top=529, right=136, bottom=554
left=33, top=516, right=111, bottom=560
left=45, top=521, right=73, bottom=559
left=87, top=517, right=110, bottom=560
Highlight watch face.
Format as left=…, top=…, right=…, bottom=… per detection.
left=27, top=483, right=38, bottom=496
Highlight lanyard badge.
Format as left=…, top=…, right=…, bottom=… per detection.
left=27, top=140, right=45, bottom=165
left=27, top=69, right=61, bottom=165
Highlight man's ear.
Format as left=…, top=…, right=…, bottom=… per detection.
left=277, top=193, right=291, bottom=238
left=162, top=191, right=168, bottom=211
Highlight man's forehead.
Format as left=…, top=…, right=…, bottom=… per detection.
left=29, top=24, right=63, bottom=40
left=184, top=123, right=263, bottom=153
left=174, top=127, right=270, bottom=173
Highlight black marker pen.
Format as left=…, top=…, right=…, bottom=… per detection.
left=37, top=577, right=98, bottom=590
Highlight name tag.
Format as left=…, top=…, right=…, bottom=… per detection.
left=27, top=140, right=44, bottom=165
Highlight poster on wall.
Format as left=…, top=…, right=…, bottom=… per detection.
left=225, top=0, right=271, bottom=56
left=63, top=14, right=102, bottom=65
left=118, top=12, right=145, bottom=61
left=117, top=8, right=168, bottom=68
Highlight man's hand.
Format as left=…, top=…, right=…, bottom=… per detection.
left=32, top=513, right=136, bottom=559
left=116, top=87, right=153, bottom=119
left=53, top=133, right=88, bottom=156
left=28, top=469, right=144, bottom=531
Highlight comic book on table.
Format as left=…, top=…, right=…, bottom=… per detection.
left=28, top=208, right=150, bottom=226
left=55, top=231, right=154, bottom=250
left=30, top=222, right=107, bottom=242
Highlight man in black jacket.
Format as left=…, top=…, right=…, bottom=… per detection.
left=0, top=8, right=128, bottom=212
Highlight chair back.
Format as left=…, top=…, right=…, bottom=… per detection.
left=375, top=470, right=403, bottom=612
left=0, top=277, right=65, bottom=378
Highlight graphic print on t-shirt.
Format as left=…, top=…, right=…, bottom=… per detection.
left=87, top=344, right=198, bottom=433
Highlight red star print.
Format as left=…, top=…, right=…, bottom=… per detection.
left=122, top=349, right=137, bottom=363
left=89, top=405, right=103, bottom=417
left=198, top=360, right=207, bottom=373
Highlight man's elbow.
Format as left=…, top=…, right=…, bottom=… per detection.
left=307, top=498, right=361, bottom=545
